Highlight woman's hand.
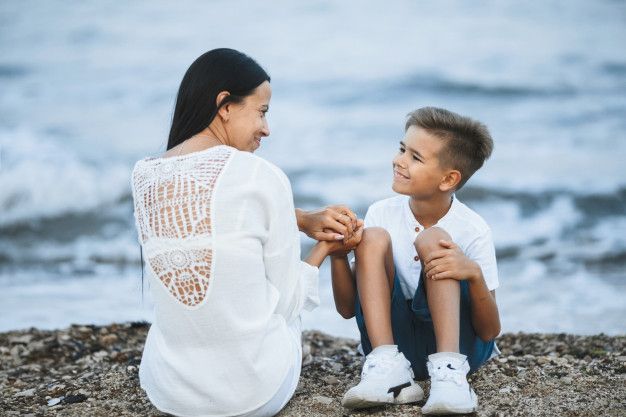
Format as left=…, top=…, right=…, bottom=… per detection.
left=296, top=205, right=358, bottom=241
left=319, top=220, right=364, bottom=257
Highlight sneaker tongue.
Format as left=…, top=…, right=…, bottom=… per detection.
left=428, top=352, right=469, bottom=375
left=363, top=351, right=397, bottom=377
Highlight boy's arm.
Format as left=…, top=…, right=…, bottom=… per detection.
left=423, top=240, right=501, bottom=341
left=330, top=255, right=357, bottom=319
left=466, top=268, right=500, bottom=342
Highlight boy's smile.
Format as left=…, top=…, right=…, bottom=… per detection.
left=392, top=126, right=449, bottom=199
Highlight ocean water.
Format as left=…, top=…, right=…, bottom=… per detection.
left=1, top=0, right=625, bottom=337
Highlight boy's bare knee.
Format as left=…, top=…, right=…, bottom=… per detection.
left=355, top=227, right=391, bottom=256
left=414, top=226, right=452, bottom=260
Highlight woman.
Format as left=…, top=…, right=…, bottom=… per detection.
left=131, top=48, right=361, bottom=416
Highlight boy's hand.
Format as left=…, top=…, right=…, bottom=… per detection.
left=321, top=220, right=364, bottom=257
left=423, top=240, right=481, bottom=282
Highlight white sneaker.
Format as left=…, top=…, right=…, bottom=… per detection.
left=342, top=345, right=424, bottom=409
left=422, top=352, right=478, bottom=415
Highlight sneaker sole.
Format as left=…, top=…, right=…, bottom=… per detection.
left=422, top=405, right=477, bottom=415
left=342, top=383, right=424, bottom=409
left=422, top=389, right=478, bottom=414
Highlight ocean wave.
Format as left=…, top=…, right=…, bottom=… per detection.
left=392, top=74, right=578, bottom=98
left=458, top=185, right=626, bottom=218
left=295, top=74, right=580, bottom=107
left=0, top=64, right=29, bottom=79
left=0, top=231, right=140, bottom=271
left=0, top=128, right=132, bottom=227
left=601, top=61, right=626, bottom=77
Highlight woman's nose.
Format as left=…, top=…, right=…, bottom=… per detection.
left=261, top=119, right=270, bottom=137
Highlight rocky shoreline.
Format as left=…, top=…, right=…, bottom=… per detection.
left=1, top=323, right=624, bottom=416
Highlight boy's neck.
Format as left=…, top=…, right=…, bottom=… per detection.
left=408, top=192, right=454, bottom=228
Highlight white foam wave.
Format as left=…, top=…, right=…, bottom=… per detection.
left=472, top=197, right=582, bottom=248
left=497, top=260, right=625, bottom=335
left=0, top=128, right=131, bottom=226
left=0, top=232, right=139, bottom=268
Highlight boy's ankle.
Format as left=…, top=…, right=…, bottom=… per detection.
left=370, top=344, right=398, bottom=356
left=431, top=351, right=465, bottom=361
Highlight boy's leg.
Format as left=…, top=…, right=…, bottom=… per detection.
left=354, top=227, right=396, bottom=348
left=414, top=227, right=478, bottom=415
left=343, top=227, right=423, bottom=409
left=414, top=227, right=461, bottom=353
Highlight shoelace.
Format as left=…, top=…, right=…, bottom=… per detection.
left=428, top=358, right=469, bottom=386
left=431, top=367, right=466, bottom=386
left=362, top=353, right=398, bottom=378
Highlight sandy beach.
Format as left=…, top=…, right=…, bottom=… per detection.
left=1, top=322, right=624, bottom=416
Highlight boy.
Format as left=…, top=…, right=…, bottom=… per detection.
left=331, top=107, right=500, bottom=414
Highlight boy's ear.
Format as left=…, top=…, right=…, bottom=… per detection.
left=216, top=91, right=231, bottom=122
left=439, top=169, right=462, bottom=192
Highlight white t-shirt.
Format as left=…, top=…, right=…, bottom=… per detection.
left=131, top=145, right=319, bottom=416
left=362, top=195, right=499, bottom=299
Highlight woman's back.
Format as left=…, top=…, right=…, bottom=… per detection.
left=131, top=145, right=317, bottom=416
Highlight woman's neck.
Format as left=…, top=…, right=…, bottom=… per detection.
left=196, top=126, right=227, bottom=147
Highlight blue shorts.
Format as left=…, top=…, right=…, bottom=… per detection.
left=355, top=272, right=496, bottom=381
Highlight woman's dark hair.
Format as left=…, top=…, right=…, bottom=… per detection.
left=140, top=49, right=269, bottom=297
left=166, top=48, right=271, bottom=150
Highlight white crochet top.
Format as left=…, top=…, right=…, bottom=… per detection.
left=131, top=145, right=319, bottom=416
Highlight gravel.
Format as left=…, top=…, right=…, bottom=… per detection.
left=1, top=323, right=624, bottom=416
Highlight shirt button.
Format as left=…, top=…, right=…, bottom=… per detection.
left=415, top=226, right=421, bottom=232
left=414, top=255, right=420, bottom=261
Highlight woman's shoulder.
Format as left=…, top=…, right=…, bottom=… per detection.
left=231, top=150, right=290, bottom=189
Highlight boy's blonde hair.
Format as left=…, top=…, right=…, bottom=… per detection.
left=406, top=107, right=493, bottom=189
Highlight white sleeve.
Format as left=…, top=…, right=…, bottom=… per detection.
left=255, top=161, right=320, bottom=322
left=363, top=203, right=381, bottom=228
left=465, top=229, right=499, bottom=291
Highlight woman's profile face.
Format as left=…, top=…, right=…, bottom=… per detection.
left=225, top=81, right=271, bottom=152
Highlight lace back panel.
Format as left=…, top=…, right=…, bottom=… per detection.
left=133, top=147, right=232, bottom=307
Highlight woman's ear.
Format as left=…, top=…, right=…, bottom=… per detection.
left=439, top=169, right=462, bottom=192
left=216, top=91, right=231, bottom=122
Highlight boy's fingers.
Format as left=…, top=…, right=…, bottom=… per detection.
left=332, top=212, right=354, bottom=235
left=426, top=265, right=439, bottom=279
left=432, top=271, right=455, bottom=280
left=424, top=249, right=449, bottom=264
left=424, top=259, right=441, bottom=273
left=341, top=208, right=359, bottom=230
left=331, top=205, right=357, bottom=224
left=439, top=239, right=456, bottom=249
left=343, top=206, right=358, bottom=222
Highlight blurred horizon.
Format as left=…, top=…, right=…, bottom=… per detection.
left=1, top=0, right=625, bottom=336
